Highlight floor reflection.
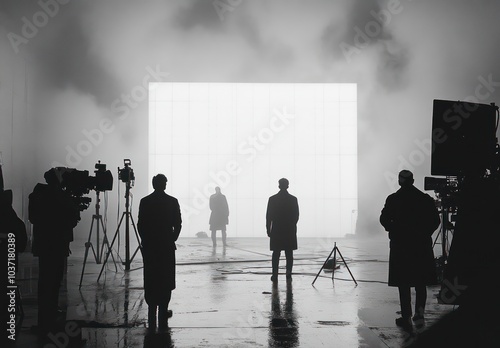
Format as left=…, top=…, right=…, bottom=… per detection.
left=144, top=330, right=174, bottom=348
left=269, top=280, right=299, bottom=347
left=209, top=248, right=228, bottom=304
left=15, top=236, right=453, bottom=347
left=124, top=275, right=131, bottom=347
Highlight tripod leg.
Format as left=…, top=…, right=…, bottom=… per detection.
left=432, top=228, right=441, bottom=249
left=97, top=213, right=125, bottom=282
left=312, top=245, right=336, bottom=285
left=79, top=244, right=90, bottom=289
left=79, top=218, right=97, bottom=288
left=88, top=217, right=98, bottom=262
left=98, top=216, right=118, bottom=272
left=101, top=218, right=120, bottom=272
left=335, top=247, right=357, bottom=285
left=109, top=247, right=118, bottom=272
left=332, top=244, right=337, bottom=282
left=131, top=215, right=142, bottom=253
left=128, top=215, right=143, bottom=263
left=79, top=242, right=97, bottom=288
left=98, top=216, right=110, bottom=265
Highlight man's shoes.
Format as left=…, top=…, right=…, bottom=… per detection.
left=158, top=322, right=169, bottom=332
left=395, top=317, right=413, bottom=331
left=412, top=314, right=425, bottom=328
left=271, top=274, right=278, bottom=282
left=412, top=314, right=424, bottom=321
left=158, top=311, right=172, bottom=332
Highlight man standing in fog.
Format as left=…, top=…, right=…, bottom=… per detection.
left=266, top=178, right=299, bottom=282
left=380, top=170, right=440, bottom=331
left=138, top=174, right=182, bottom=332
left=209, top=186, right=229, bottom=248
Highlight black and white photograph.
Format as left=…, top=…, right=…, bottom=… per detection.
left=1, top=0, right=499, bottom=347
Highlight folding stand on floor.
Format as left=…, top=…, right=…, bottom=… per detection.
left=97, top=177, right=142, bottom=283
left=312, top=242, right=357, bottom=286
left=79, top=190, right=116, bottom=289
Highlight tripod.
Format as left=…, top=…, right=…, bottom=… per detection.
left=79, top=190, right=116, bottom=288
left=97, top=179, right=142, bottom=283
left=432, top=204, right=455, bottom=282
left=312, top=242, right=357, bottom=286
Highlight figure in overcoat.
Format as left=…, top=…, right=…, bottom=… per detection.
left=266, top=178, right=299, bottom=281
left=209, top=187, right=229, bottom=247
left=380, top=170, right=440, bottom=330
left=29, top=168, right=80, bottom=338
left=138, top=174, right=182, bottom=331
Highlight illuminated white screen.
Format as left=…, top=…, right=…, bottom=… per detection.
left=149, top=83, right=357, bottom=238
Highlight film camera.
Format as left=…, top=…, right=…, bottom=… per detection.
left=52, top=162, right=113, bottom=211
left=424, top=176, right=459, bottom=209
left=118, top=159, right=135, bottom=186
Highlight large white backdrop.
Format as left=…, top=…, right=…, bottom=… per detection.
left=149, top=83, right=357, bottom=238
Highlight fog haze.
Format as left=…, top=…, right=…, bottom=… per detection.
left=2, top=0, right=500, bottom=239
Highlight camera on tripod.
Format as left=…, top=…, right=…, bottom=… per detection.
left=79, top=162, right=114, bottom=285
left=97, top=158, right=141, bottom=278
left=93, top=161, right=114, bottom=192
left=118, top=159, right=135, bottom=186
left=424, top=176, right=459, bottom=209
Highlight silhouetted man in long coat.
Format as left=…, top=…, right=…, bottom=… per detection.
left=380, top=170, right=440, bottom=330
left=209, top=186, right=229, bottom=247
left=29, top=169, right=80, bottom=338
left=138, top=174, right=182, bottom=331
left=406, top=172, right=500, bottom=347
left=266, top=178, right=299, bottom=282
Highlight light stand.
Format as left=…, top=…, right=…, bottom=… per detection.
left=97, top=177, right=142, bottom=282
left=122, top=178, right=142, bottom=270
left=312, top=242, right=357, bottom=286
left=79, top=190, right=116, bottom=289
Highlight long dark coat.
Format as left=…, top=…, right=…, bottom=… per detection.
left=138, top=191, right=181, bottom=306
left=28, top=183, right=79, bottom=258
left=209, top=193, right=229, bottom=230
left=266, top=190, right=299, bottom=251
left=380, top=185, right=440, bottom=287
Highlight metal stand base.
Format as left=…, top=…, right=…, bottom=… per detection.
left=97, top=211, right=142, bottom=283
left=312, top=242, right=357, bottom=286
left=79, top=191, right=115, bottom=289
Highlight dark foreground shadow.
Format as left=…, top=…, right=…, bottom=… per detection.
left=144, top=330, right=174, bottom=348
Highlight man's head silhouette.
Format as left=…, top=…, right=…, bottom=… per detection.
left=278, top=178, right=289, bottom=190
left=152, top=174, right=167, bottom=191
left=398, top=170, right=414, bottom=187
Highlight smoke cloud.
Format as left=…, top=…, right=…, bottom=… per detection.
left=2, top=0, right=500, bottom=238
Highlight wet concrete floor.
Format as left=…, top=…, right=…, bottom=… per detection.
left=12, top=235, right=453, bottom=347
